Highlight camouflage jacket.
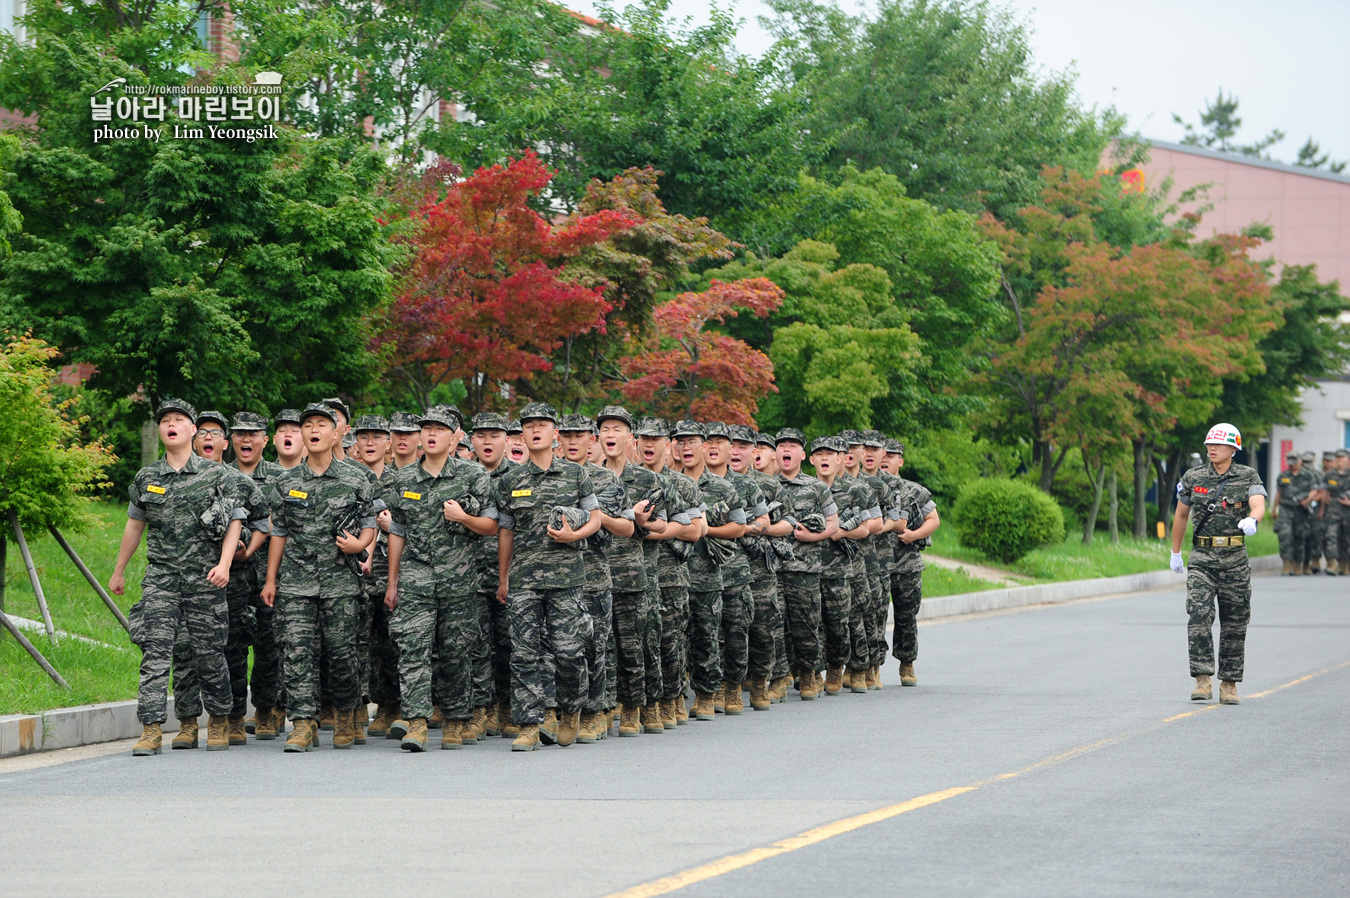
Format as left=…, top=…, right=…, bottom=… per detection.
left=1177, top=462, right=1267, bottom=541
left=776, top=472, right=838, bottom=574
left=582, top=461, right=628, bottom=593
left=1275, top=467, right=1318, bottom=510
left=867, top=470, right=901, bottom=575
left=230, top=458, right=284, bottom=586
left=268, top=457, right=379, bottom=599
left=893, top=478, right=936, bottom=574
left=474, top=460, right=515, bottom=592
left=1322, top=469, right=1350, bottom=517
left=687, top=469, right=743, bottom=593
left=496, top=457, right=599, bottom=593
left=607, top=460, right=663, bottom=594
left=653, top=467, right=703, bottom=590
left=386, top=457, right=497, bottom=597
left=822, top=475, right=868, bottom=580
left=719, top=469, right=763, bottom=589
left=128, top=453, right=251, bottom=588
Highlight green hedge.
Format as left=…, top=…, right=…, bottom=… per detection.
left=953, top=479, right=1066, bottom=563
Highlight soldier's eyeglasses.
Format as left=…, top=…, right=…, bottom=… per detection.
left=198, top=429, right=226, bottom=438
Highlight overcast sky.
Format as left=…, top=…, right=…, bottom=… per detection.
left=573, top=0, right=1350, bottom=166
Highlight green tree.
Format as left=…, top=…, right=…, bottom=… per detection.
left=1172, top=89, right=1285, bottom=159
left=1294, top=138, right=1347, bottom=174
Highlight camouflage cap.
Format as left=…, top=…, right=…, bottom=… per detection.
left=558, top=413, right=594, bottom=433
left=1301, top=450, right=1317, bottom=463
left=459, top=433, right=474, bottom=450
left=230, top=411, right=268, bottom=432
left=810, top=435, right=847, bottom=454
left=885, top=438, right=905, bottom=455
left=471, top=411, right=510, bottom=432
left=728, top=424, right=756, bottom=444
left=299, top=403, right=338, bottom=426
left=596, top=405, right=634, bottom=430
left=506, top=419, right=523, bottom=435
left=634, top=416, right=670, bottom=438
left=195, top=410, right=230, bottom=432
left=352, top=414, right=390, bottom=434
left=839, top=429, right=864, bottom=446
left=154, top=397, right=197, bottom=423
left=273, top=408, right=303, bottom=427
left=670, top=420, right=706, bottom=439
left=1285, top=452, right=1299, bottom=461
left=861, top=430, right=886, bottom=449
left=754, top=431, right=778, bottom=448
left=419, top=404, right=463, bottom=430
left=704, top=422, right=731, bottom=440
left=775, top=427, right=806, bottom=447
left=1337, top=449, right=1349, bottom=458
left=320, top=396, right=351, bottom=423
left=389, top=411, right=422, bottom=433
left=1324, top=450, right=1337, bottom=459
left=518, top=401, right=558, bottom=424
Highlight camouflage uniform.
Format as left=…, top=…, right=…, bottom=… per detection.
left=873, top=463, right=905, bottom=667
left=495, top=443, right=599, bottom=725
left=580, top=456, right=627, bottom=715
left=682, top=457, right=738, bottom=696
left=652, top=460, right=702, bottom=701
left=602, top=445, right=665, bottom=710
left=386, top=448, right=496, bottom=722
left=470, top=411, right=514, bottom=712
left=1323, top=457, right=1350, bottom=569
left=836, top=466, right=879, bottom=673
left=891, top=476, right=935, bottom=665
left=721, top=465, right=764, bottom=687
left=232, top=451, right=288, bottom=714
left=1275, top=463, right=1316, bottom=567
left=368, top=461, right=401, bottom=710
left=127, top=444, right=248, bottom=726
left=775, top=433, right=839, bottom=675
left=1177, top=461, right=1268, bottom=681
left=751, top=431, right=791, bottom=681
left=268, top=440, right=378, bottom=721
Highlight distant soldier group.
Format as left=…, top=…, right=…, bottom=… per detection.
left=112, top=397, right=939, bottom=756
left=1272, top=449, right=1350, bottom=575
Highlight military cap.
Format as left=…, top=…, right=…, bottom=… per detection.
left=558, top=413, right=594, bottom=433
left=634, top=416, right=670, bottom=438
left=1301, top=450, right=1316, bottom=463
left=1324, top=451, right=1337, bottom=459
left=518, top=401, right=558, bottom=424
left=154, top=397, right=197, bottom=423
left=810, top=435, right=847, bottom=454
left=506, top=419, right=523, bottom=435
left=419, top=404, right=463, bottom=430
left=1285, top=452, right=1299, bottom=461
left=839, top=429, right=864, bottom=446
left=299, top=402, right=338, bottom=425
left=1338, top=449, right=1349, bottom=458
left=320, top=396, right=351, bottom=423
left=728, top=424, right=756, bottom=444
left=596, top=405, right=634, bottom=430
left=196, top=410, right=230, bottom=432
left=471, top=411, right=510, bottom=432
left=342, top=433, right=356, bottom=449
left=670, top=420, right=706, bottom=439
left=861, top=430, right=886, bottom=449
left=775, top=427, right=806, bottom=447
left=273, top=408, right=303, bottom=427
left=755, top=431, right=778, bottom=448
left=389, top=411, right=422, bottom=433
left=459, top=433, right=474, bottom=450
left=352, top=414, right=390, bottom=434
left=229, top=411, right=268, bottom=432
left=704, top=422, right=731, bottom=440
left=885, top=438, right=904, bottom=455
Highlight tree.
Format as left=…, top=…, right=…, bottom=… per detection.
left=375, top=151, right=635, bottom=411
left=1172, top=89, right=1285, bottom=159
left=1295, top=138, right=1347, bottom=174
left=615, top=279, right=784, bottom=424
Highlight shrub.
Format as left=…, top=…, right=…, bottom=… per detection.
left=953, top=479, right=1066, bottom=563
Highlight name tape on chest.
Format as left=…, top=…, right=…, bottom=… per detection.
left=146, top=484, right=166, bottom=495
left=512, top=489, right=533, bottom=498
left=403, top=491, right=422, bottom=500
left=288, top=489, right=309, bottom=499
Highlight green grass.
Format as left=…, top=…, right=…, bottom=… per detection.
left=1, top=501, right=142, bottom=715
left=921, top=564, right=1003, bottom=598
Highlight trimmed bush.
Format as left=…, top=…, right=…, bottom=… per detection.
left=953, top=479, right=1066, bottom=563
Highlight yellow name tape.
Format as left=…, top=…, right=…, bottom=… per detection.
left=288, top=489, right=308, bottom=499
left=146, top=485, right=166, bottom=495
left=403, top=491, right=422, bottom=500
left=512, top=489, right=533, bottom=498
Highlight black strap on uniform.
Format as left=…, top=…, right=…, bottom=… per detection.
left=1188, top=472, right=1244, bottom=539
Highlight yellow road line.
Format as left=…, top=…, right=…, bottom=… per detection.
left=605, top=660, right=1349, bottom=898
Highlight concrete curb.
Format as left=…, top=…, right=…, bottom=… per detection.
left=0, top=554, right=1283, bottom=758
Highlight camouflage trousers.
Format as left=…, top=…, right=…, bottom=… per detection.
left=470, top=587, right=495, bottom=709
left=719, top=582, right=752, bottom=686
left=864, top=553, right=888, bottom=668
left=870, top=570, right=891, bottom=668
left=846, top=574, right=869, bottom=672
left=250, top=596, right=285, bottom=711
left=604, top=609, right=618, bottom=710
left=747, top=560, right=780, bottom=681
left=659, top=585, right=691, bottom=700
left=369, top=589, right=400, bottom=707
left=277, top=591, right=362, bottom=720
left=356, top=584, right=372, bottom=702
left=641, top=581, right=664, bottom=701
left=392, top=585, right=477, bottom=721
left=1276, top=510, right=1313, bottom=564
left=1324, top=512, right=1350, bottom=562
left=890, top=570, right=923, bottom=664
left=481, top=587, right=512, bottom=713
left=1274, top=512, right=1294, bottom=560
left=583, top=587, right=613, bottom=714
left=612, top=588, right=651, bottom=708
left=820, top=574, right=852, bottom=671
left=687, top=589, right=724, bottom=695
left=173, top=579, right=255, bottom=718
left=130, top=578, right=231, bottom=725
left=508, top=587, right=590, bottom=724
left=777, top=570, right=823, bottom=674
left=1186, top=552, right=1251, bottom=682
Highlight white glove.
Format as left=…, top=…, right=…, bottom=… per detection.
left=1169, top=552, right=1185, bottom=574
left=1238, top=517, right=1257, bottom=536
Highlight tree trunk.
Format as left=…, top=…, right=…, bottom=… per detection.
left=1082, top=461, right=1106, bottom=545
left=1132, top=437, right=1154, bottom=540
left=1155, top=448, right=1186, bottom=541
left=140, top=418, right=158, bottom=468
left=1108, top=470, right=1119, bottom=544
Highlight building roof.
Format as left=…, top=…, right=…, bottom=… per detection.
left=1148, top=138, right=1350, bottom=188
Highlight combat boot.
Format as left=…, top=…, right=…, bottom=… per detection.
left=618, top=706, right=641, bottom=736
left=675, top=696, right=690, bottom=724
left=851, top=669, right=869, bottom=694
left=429, top=705, right=443, bottom=729
left=254, top=706, right=277, bottom=740
left=484, top=704, right=501, bottom=737
left=1191, top=674, right=1212, bottom=701
left=869, top=665, right=883, bottom=691
left=501, top=701, right=521, bottom=739
left=723, top=681, right=744, bottom=715
left=693, top=692, right=716, bottom=720
left=1342, top=557, right=1350, bottom=577
left=400, top=718, right=428, bottom=752
left=1219, top=680, right=1240, bottom=705
left=540, top=709, right=559, bottom=745
left=284, top=718, right=316, bottom=752
left=558, top=710, right=581, bottom=746
left=272, top=708, right=288, bottom=736
left=824, top=667, right=843, bottom=696
left=512, top=724, right=541, bottom=751
left=798, top=671, right=820, bottom=701
left=1327, top=558, right=1340, bottom=576
left=440, top=720, right=464, bottom=750
left=660, top=699, right=678, bottom=729
left=227, top=714, right=247, bottom=746
left=243, top=713, right=256, bottom=735
left=577, top=712, right=599, bottom=743
left=319, top=700, right=336, bottom=731
left=388, top=716, right=411, bottom=740
left=332, top=709, right=355, bottom=749
left=749, top=680, right=771, bottom=711
left=354, top=704, right=368, bottom=745
left=1281, top=558, right=1292, bottom=575
left=172, top=718, right=199, bottom=750
left=367, top=704, right=395, bottom=739
left=464, top=713, right=483, bottom=745
left=642, top=703, right=664, bottom=733
left=768, top=676, right=789, bottom=704
left=206, top=715, right=230, bottom=751
left=132, top=724, right=162, bottom=756
left=899, top=663, right=918, bottom=686
left=712, top=685, right=726, bottom=714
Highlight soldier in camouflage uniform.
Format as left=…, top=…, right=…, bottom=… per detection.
left=273, top=408, right=306, bottom=469
left=470, top=412, right=516, bottom=737
left=727, top=426, right=782, bottom=709
left=1170, top=423, right=1267, bottom=706
left=773, top=428, right=839, bottom=701
left=495, top=403, right=602, bottom=751
left=383, top=405, right=498, bottom=751
left=885, top=438, right=938, bottom=686
left=261, top=404, right=378, bottom=752
left=1272, top=453, right=1299, bottom=573
left=862, top=431, right=902, bottom=689
left=1325, top=450, right=1350, bottom=575
left=112, top=398, right=249, bottom=756
left=838, top=430, right=885, bottom=693
left=1273, top=453, right=1317, bottom=575
left=390, top=412, right=422, bottom=470
left=809, top=435, right=870, bottom=696
left=752, top=431, right=792, bottom=697
left=1303, top=451, right=1327, bottom=574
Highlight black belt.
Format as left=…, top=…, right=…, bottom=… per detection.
left=1193, top=535, right=1244, bottom=548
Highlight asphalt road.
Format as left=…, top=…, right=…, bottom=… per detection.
left=1, top=572, right=1346, bottom=897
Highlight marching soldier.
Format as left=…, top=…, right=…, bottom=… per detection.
left=809, top=435, right=870, bottom=696
left=883, top=439, right=939, bottom=686
left=273, top=409, right=306, bottom=468
left=752, top=431, right=791, bottom=698
left=390, top=413, right=422, bottom=469
left=1326, top=450, right=1350, bottom=575
left=855, top=430, right=899, bottom=690
left=728, top=426, right=783, bottom=709
left=839, top=430, right=884, bottom=693
left=1273, top=453, right=1317, bottom=575
left=470, top=412, right=516, bottom=737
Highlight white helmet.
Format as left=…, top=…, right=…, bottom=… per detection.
left=1204, top=423, right=1241, bottom=449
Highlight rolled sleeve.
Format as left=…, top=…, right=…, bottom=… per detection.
left=127, top=501, right=146, bottom=521
left=388, top=521, right=407, bottom=538
left=270, top=522, right=290, bottom=537
left=580, top=493, right=600, bottom=512
left=480, top=505, right=499, bottom=520
left=620, top=508, right=637, bottom=521
left=822, top=500, right=839, bottom=518
left=497, top=511, right=516, bottom=531
left=249, top=517, right=271, bottom=533
left=1248, top=484, right=1268, bottom=498
left=359, top=516, right=378, bottom=531
left=230, top=507, right=248, bottom=521
left=920, top=500, right=936, bottom=517
left=751, top=500, right=769, bottom=518
left=729, top=507, right=747, bottom=525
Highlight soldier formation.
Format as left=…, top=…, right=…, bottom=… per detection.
left=112, top=397, right=940, bottom=755
left=1272, top=448, right=1350, bottom=576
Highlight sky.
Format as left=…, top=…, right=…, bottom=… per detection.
left=571, top=0, right=1350, bottom=167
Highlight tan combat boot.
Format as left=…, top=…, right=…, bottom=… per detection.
left=768, top=676, right=789, bottom=704
left=824, top=667, right=843, bottom=696
left=172, top=718, right=199, bottom=750
left=712, top=685, right=726, bottom=714
left=558, top=710, right=581, bottom=747
left=1328, top=558, right=1340, bottom=576
left=1191, top=674, right=1212, bottom=701
left=618, top=706, right=642, bottom=736
left=254, top=706, right=277, bottom=740
left=675, top=696, right=690, bottom=724
left=501, top=701, right=521, bottom=739
left=660, top=699, right=678, bottom=729
left=899, top=663, right=918, bottom=687
left=367, top=704, right=395, bottom=739
left=693, top=692, right=716, bottom=720
left=227, top=714, right=247, bottom=746
left=848, top=669, right=867, bottom=694
left=869, top=665, right=883, bottom=691
left=332, top=709, right=355, bottom=749
left=798, top=671, right=820, bottom=701
left=464, top=709, right=483, bottom=745
left=642, top=703, right=664, bottom=733
left=1342, top=557, right=1350, bottom=577
left=284, top=718, right=316, bottom=752
left=206, top=715, right=230, bottom=751
left=512, top=723, right=541, bottom=752
left=319, top=700, right=336, bottom=731
left=428, top=705, right=443, bottom=729
left=723, top=681, right=744, bottom=715
left=577, top=712, right=599, bottom=744
left=440, top=720, right=464, bottom=750
left=1219, top=680, right=1240, bottom=705
left=132, top=723, right=163, bottom=756
left=1281, top=558, right=1292, bottom=575
left=749, top=680, right=771, bottom=711
left=540, top=709, right=559, bottom=745
left=399, top=718, right=427, bottom=752
left=354, top=704, right=368, bottom=745
left=272, top=708, right=288, bottom=736
left=388, top=716, right=411, bottom=740
left=484, top=704, right=501, bottom=737
left=243, top=713, right=256, bottom=735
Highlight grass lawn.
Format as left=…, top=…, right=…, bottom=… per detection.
left=921, top=564, right=1002, bottom=597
